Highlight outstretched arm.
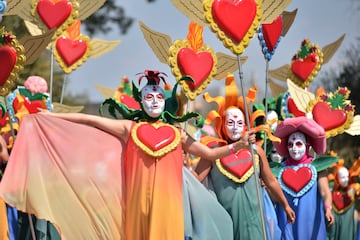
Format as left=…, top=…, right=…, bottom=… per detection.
left=39, top=111, right=132, bottom=142
left=258, top=146, right=295, bottom=224
left=182, top=130, right=255, bottom=162
left=318, top=170, right=334, bottom=226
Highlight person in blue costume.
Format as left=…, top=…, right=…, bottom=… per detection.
left=195, top=74, right=295, bottom=240
left=271, top=117, right=337, bottom=240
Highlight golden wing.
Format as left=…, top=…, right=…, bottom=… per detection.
left=268, top=64, right=290, bottom=82
left=269, top=78, right=286, bottom=97
left=282, top=9, right=297, bottom=37
left=77, top=0, right=106, bottom=20
left=171, top=0, right=206, bottom=26
left=52, top=102, right=84, bottom=113
left=286, top=78, right=315, bottom=113
left=261, top=0, right=292, bottom=24
left=19, top=29, right=55, bottom=65
left=24, top=20, right=44, bottom=36
left=89, top=38, right=121, bottom=59
left=95, top=84, right=115, bottom=99
left=3, top=0, right=33, bottom=21
left=322, top=34, right=345, bottom=64
left=345, top=115, right=360, bottom=136
left=214, top=52, right=247, bottom=80
left=139, top=21, right=173, bottom=64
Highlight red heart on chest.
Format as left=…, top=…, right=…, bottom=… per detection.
left=177, top=48, right=214, bottom=90
left=291, top=54, right=318, bottom=82
left=312, top=102, right=347, bottom=131
left=220, top=149, right=253, bottom=178
left=281, top=166, right=312, bottom=193
left=56, top=36, right=88, bottom=66
left=136, top=124, right=176, bottom=151
left=212, top=0, right=257, bottom=44
left=332, top=191, right=353, bottom=211
left=36, top=0, right=73, bottom=29
left=261, top=15, right=283, bottom=52
left=0, top=45, right=17, bottom=87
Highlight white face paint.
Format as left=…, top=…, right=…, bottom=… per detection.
left=337, top=167, right=349, bottom=188
left=287, top=132, right=307, bottom=161
left=270, top=147, right=283, bottom=163
left=266, top=110, right=278, bottom=132
left=224, top=108, right=245, bottom=141
left=141, top=85, right=165, bottom=118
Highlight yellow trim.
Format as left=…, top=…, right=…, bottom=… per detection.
left=215, top=154, right=259, bottom=183
left=131, top=122, right=181, bottom=158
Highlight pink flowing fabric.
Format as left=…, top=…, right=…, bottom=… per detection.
left=0, top=114, right=125, bottom=239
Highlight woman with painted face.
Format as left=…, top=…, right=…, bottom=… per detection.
left=195, top=74, right=295, bottom=240
left=327, top=155, right=360, bottom=240
left=272, top=116, right=337, bottom=240
left=0, top=70, right=256, bottom=240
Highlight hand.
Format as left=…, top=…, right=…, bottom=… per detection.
left=37, top=108, right=51, bottom=114
left=285, top=205, right=296, bottom=224
left=325, top=208, right=334, bottom=226
left=242, top=130, right=256, bottom=146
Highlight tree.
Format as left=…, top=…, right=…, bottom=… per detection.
left=83, top=0, right=157, bottom=36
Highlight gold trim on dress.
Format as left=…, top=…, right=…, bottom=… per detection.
left=131, top=122, right=181, bottom=158
left=215, top=154, right=259, bottom=183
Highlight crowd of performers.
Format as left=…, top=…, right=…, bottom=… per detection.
left=0, top=70, right=359, bottom=240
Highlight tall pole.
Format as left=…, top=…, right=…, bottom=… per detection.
left=236, top=55, right=268, bottom=240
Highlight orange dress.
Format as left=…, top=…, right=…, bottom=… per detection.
left=125, top=122, right=184, bottom=240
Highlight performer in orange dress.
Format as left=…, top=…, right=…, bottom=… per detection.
left=0, top=70, right=255, bottom=240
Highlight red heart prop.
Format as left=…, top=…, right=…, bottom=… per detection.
left=291, top=54, right=318, bottom=81
left=177, top=48, right=214, bottom=91
left=332, top=191, right=353, bottom=211
left=36, top=0, right=73, bottom=29
left=212, top=0, right=257, bottom=44
left=261, top=15, right=283, bottom=52
left=137, top=124, right=176, bottom=151
left=220, top=149, right=253, bottom=178
left=56, top=37, right=88, bottom=66
left=287, top=97, right=305, bottom=117
left=312, top=102, right=347, bottom=131
left=0, top=45, right=17, bottom=87
left=281, top=167, right=312, bottom=193
left=119, top=95, right=140, bottom=110
left=12, top=96, right=45, bottom=114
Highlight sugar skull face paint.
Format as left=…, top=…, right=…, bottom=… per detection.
left=224, top=108, right=245, bottom=141
left=270, top=147, right=283, bottom=163
left=141, top=85, right=165, bottom=118
left=287, top=132, right=306, bottom=161
left=337, top=167, right=349, bottom=188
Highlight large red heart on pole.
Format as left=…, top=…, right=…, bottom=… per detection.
left=177, top=48, right=214, bottom=91
left=56, top=37, right=88, bottom=66
left=37, top=0, right=73, bottom=29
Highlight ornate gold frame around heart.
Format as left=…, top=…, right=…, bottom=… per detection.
left=131, top=121, right=181, bottom=158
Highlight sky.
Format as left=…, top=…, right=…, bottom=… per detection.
left=67, top=0, right=359, bottom=103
